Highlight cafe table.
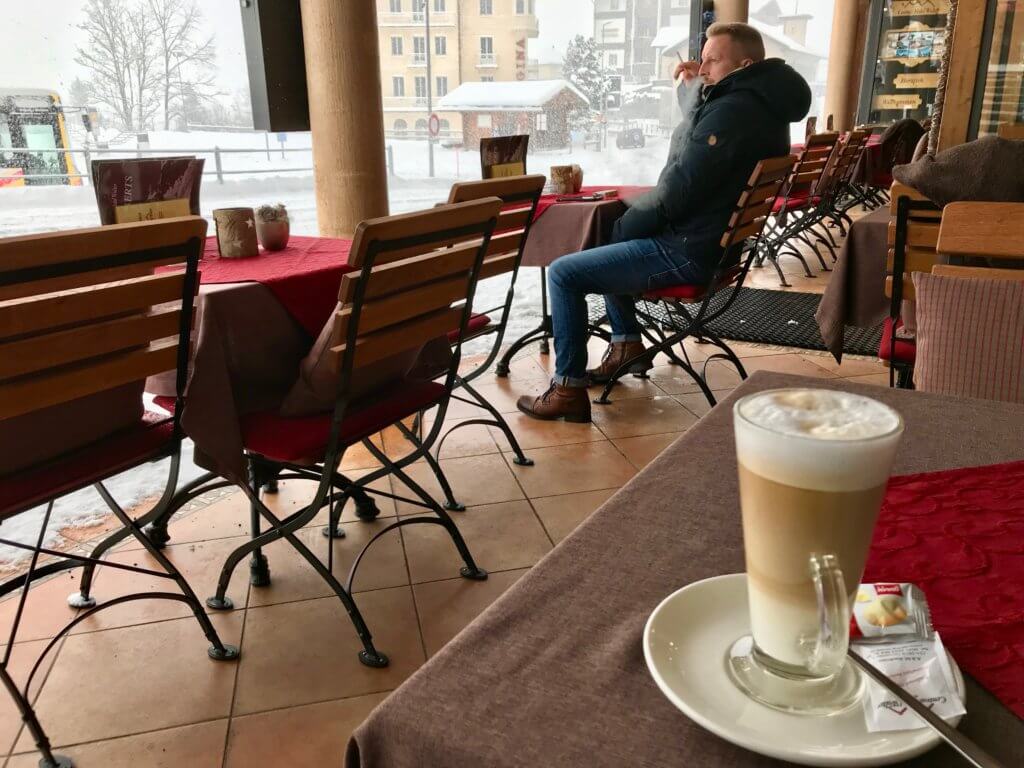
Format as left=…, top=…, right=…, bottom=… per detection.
left=815, top=207, right=892, bottom=362
left=346, top=371, right=1024, bottom=768
left=495, top=185, right=649, bottom=371
left=146, top=236, right=355, bottom=484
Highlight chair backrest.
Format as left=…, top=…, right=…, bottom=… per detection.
left=330, top=198, right=502, bottom=397
left=446, top=174, right=546, bottom=282
left=782, top=131, right=840, bottom=199
left=804, top=116, right=817, bottom=139
left=91, top=157, right=204, bottom=225
left=817, top=129, right=868, bottom=199
left=936, top=202, right=1024, bottom=262
left=0, top=217, right=206, bottom=421
left=479, top=135, right=529, bottom=179
left=885, top=183, right=942, bottom=305
left=722, top=154, right=799, bottom=252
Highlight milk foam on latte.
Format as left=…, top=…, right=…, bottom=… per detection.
left=735, top=389, right=902, bottom=492
left=734, top=389, right=902, bottom=667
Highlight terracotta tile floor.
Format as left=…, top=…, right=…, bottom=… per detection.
left=0, top=226, right=892, bottom=767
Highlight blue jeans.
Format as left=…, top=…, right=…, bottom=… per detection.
left=547, top=237, right=707, bottom=386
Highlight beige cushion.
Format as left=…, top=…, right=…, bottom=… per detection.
left=0, top=383, right=145, bottom=475
left=914, top=272, right=1024, bottom=403
left=280, top=302, right=452, bottom=416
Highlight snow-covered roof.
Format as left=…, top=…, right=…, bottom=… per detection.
left=652, top=19, right=825, bottom=59
left=437, top=80, right=588, bottom=113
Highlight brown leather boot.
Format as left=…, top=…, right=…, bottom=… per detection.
left=586, top=341, right=652, bottom=384
left=516, top=383, right=592, bottom=423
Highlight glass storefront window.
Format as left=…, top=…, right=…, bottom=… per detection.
left=972, top=0, right=1024, bottom=137
left=858, top=0, right=952, bottom=126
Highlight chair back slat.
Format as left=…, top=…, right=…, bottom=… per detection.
left=937, top=202, right=1024, bottom=261
left=0, top=306, right=190, bottom=380
left=0, top=219, right=204, bottom=300
left=0, top=272, right=187, bottom=340
left=339, top=241, right=480, bottom=304
left=887, top=219, right=939, bottom=249
left=721, top=154, right=798, bottom=250
left=0, top=217, right=204, bottom=421
left=446, top=174, right=545, bottom=280
left=784, top=132, right=839, bottom=197
left=329, top=198, right=501, bottom=379
left=1, top=340, right=179, bottom=421
left=931, top=264, right=1024, bottom=281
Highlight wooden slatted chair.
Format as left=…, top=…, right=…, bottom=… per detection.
left=0, top=217, right=239, bottom=768
left=409, top=175, right=546, bottom=491
left=910, top=202, right=1024, bottom=401
left=881, top=183, right=942, bottom=388
left=201, top=198, right=502, bottom=668
left=593, top=155, right=797, bottom=408
left=758, top=132, right=840, bottom=285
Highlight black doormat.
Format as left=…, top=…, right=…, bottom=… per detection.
left=587, top=288, right=882, bottom=357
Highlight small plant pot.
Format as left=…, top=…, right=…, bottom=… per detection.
left=256, top=219, right=290, bottom=251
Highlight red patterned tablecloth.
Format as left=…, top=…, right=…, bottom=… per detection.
left=195, top=235, right=353, bottom=337
left=865, top=459, right=1024, bottom=720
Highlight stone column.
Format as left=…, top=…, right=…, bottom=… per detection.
left=714, top=0, right=749, bottom=24
left=823, top=0, right=863, bottom=131
left=300, top=0, right=389, bottom=238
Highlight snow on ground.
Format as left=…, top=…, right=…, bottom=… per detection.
left=0, top=131, right=669, bottom=565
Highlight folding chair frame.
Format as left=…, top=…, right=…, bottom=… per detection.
left=0, top=229, right=238, bottom=768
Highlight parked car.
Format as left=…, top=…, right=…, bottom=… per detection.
left=616, top=127, right=646, bottom=149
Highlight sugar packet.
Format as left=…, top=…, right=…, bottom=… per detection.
left=855, top=634, right=965, bottom=732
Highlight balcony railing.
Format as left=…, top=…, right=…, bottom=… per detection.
left=411, top=53, right=427, bottom=66
left=380, top=11, right=454, bottom=26
left=478, top=53, right=497, bottom=67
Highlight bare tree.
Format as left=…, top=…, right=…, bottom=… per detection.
left=75, top=0, right=161, bottom=131
left=147, top=0, right=219, bottom=130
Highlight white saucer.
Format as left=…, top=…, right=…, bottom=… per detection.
left=643, top=573, right=965, bottom=767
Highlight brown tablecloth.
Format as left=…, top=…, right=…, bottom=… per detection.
left=346, top=371, right=1024, bottom=768
left=147, top=281, right=310, bottom=483
left=521, top=198, right=627, bottom=268
left=815, top=207, right=891, bottom=361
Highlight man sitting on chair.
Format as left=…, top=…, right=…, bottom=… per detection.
left=517, top=22, right=810, bottom=422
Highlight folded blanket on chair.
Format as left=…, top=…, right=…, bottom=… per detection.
left=893, top=136, right=1024, bottom=206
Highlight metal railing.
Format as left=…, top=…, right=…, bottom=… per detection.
left=1, top=144, right=314, bottom=185
left=478, top=53, right=497, bottom=67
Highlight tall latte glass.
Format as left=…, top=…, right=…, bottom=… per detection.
left=729, top=389, right=903, bottom=714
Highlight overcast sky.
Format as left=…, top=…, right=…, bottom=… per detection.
left=1, top=0, right=826, bottom=103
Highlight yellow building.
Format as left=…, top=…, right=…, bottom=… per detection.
left=376, top=0, right=540, bottom=139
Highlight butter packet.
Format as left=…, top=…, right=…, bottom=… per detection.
left=855, top=634, right=965, bottom=732
left=850, top=583, right=933, bottom=642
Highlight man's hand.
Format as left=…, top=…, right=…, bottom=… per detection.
left=674, top=59, right=700, bottom=84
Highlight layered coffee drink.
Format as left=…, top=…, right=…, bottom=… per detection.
left=730, top=388, right=903, bottom=712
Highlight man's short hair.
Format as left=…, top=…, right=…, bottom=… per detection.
left=706, top=22, right=766, bottom=62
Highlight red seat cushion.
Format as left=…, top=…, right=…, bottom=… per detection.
left=241, top=380, right=446, bottom=463
left=447, top=312, right=492, bottom=343
left=642, top=265, right=743, bottom=303
left=0, top=412, right=175, bottom=520
left=772, top=194, right=821, bottom=214
left=152, top=395, right=176, bottom=414
left=878, top=317, right=916, bottom=364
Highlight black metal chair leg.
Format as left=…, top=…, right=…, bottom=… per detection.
left=458, top=378, right=533, bottom=466
left=396, top=422, right=465, bottom=511
left=0, top=664, right=73, bottom=768
left=90, top=483, right=240, bottom=661
left=247, top=461, right=272, bottom=588
left=380, top=455, right=487, bottom=582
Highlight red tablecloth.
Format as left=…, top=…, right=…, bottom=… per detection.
left=865, top=459, right=1024, bottom=720
left=532, top=185, right=652, bottom=222
left=195, top=235, right=353, bottom=337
